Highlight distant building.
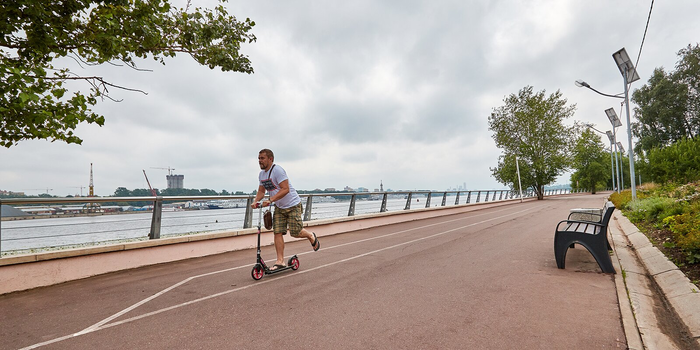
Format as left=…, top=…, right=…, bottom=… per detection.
left=167, top=174, right=184, bottom=189
left=344, top=186, right=354, bottom=192
left=324, top=188, right=336, bottom=192
left=0, top=190, right=25, bottom=196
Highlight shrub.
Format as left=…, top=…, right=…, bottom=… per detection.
left=626, top=197, right=678, bottom=223
left=617, top=181, right=700, bottom=266
left=609, top=191, right=633, bottom=209
left=666, top=211, right=700, bottom=263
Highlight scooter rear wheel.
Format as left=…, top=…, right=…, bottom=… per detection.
left=251, top=264, right=264, bottom=280
left=289, top=256, right=300, bottom=270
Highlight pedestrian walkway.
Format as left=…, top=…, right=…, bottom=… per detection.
left=0, top=193, right=696, bottom=349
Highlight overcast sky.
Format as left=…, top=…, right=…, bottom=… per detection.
left=2, top=0, right=699, bottom=197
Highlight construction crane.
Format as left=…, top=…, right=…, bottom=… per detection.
left=85, top=163, right=101, bottom=212
left=70, top=186, right=86, bottom=196
left=151, top=166, right=176, bottom=176
left=142, top=170, right=157, bottom=196
left=88, top=163, right=95, bottom=197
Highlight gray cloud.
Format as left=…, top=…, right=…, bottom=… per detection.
left=3, top=0, right=700, bottom=195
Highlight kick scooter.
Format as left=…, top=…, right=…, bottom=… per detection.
left=251, top=201, right=299, bottom=280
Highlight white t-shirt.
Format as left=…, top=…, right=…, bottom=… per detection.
left=258, top=164, right=301, bottom=209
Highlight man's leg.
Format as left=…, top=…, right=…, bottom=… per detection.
left=273, top=233, right=285, bottom=266
left=298, top=228, right=315, bottom=243
left=272, top=207, right=288, bottom=268
left=289, top=203, right=320, bottom=251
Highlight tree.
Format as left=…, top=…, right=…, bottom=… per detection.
left=0, top=0, right=256, bottom=147
left=491, top=153, right=533, bottom=195
left=675, top=44, right=700, bottom=138
left=199, top=188, right=218, bottom=196
left=570, top=128, right=609, bottom=193
left=114, top=187, right=131, bottom=197
left=488, top=86, right=576, bottom=199
left=632, top=43, right=700, bottom=154
left=631, top=68, right=689, bottom=153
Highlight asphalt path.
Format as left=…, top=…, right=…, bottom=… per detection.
left=0, top=194, right=627, bottom=349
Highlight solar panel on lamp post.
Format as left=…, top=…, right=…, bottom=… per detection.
left=613, top=47, right=640, bottom=200
left=605, top=108, right=623, bottom=193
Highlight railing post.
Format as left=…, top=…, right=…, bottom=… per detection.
left=149, top=196, right=163, bottom=239
left=441, top=192, right=447, bottom=206
left=455, top=191, right=460, bottom=205
left=380, top=193, right=388, bottom=213
left=425, top=192, right=431, bottom=208
left=499, top=191, right=504, bottom=200
left=304, top=196, right=313, bottom=221
left=483, top=191, right=488, bottom=202
left=348, top=194, right=356, bottom=216
left=244, top=197, right=254, bottom=228
left=466, top=191, right=471, bottom=203
left=492, top=191, right=497, bottom=201
left=0, top=198, right=3, bottom=254
left=404, top=192, right=412, bottom=210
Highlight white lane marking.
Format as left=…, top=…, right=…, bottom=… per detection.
left=80, top=204, right=517, bottom=334
left=97, top=205, right=540, bottom=331
left=22, top=204, right=542, bottom=349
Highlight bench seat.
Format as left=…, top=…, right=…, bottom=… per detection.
left=554, top=201, right=616, bottom=273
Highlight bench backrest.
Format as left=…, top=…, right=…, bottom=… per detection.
left=600, top=201, right=616, bottom=228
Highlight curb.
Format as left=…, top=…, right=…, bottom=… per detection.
left=610, top=211, right=700, bottom=349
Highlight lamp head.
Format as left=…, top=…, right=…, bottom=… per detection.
left=575, top=80, right=590, bottom=88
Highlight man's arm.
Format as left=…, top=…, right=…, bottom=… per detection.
left=252, top=185, right=266, bottom=207
left=270, top=180, right=290, bottom=203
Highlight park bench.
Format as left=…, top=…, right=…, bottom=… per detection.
left=554, top=201, right=616, bottom=273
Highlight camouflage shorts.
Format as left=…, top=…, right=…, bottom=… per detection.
left=273, top=202, right=303, bottom=237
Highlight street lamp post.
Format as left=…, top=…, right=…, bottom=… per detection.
left=515, top=155, right=524, bottom=203
left=605, top=131, right=617, bottom=192
left=605, top=108, right=623, bottom=193
left=575, top=47, right=640, bottom=200
left=617, top=141, right=626, bottom=190
left=613, top=48, right=640, bottom=200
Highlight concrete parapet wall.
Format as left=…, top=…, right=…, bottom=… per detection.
left=0, top=199, right=525, bottom=295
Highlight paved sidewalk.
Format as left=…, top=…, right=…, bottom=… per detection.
left=1, top=195, right=628, bottom=349
left=609, top=210, right=700, bottom=349
left=8, top=194, right=699, bottom=349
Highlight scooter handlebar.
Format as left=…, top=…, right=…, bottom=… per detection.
left=252, top=200, right=271, bottom=209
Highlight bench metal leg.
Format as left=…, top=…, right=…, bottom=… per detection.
left=554, top=232, right=615, bottom=274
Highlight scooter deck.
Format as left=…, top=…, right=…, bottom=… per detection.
left=257, top=255, right=299, bottom=275
left=264, top=265, right=295, bottom=274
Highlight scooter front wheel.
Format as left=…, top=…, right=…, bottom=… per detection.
left=251, top=264, right=264, bottom=280
left=289, top=256, right=300, bottom=271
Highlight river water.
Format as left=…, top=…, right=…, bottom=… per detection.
left=2, top=194, right=498, bottom=254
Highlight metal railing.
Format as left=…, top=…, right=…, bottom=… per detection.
left=0, top=188, right=581, bottom=255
